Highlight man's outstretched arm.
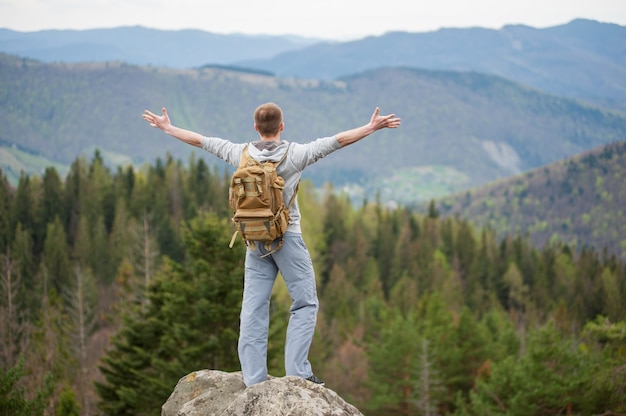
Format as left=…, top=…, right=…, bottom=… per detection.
left=142, top=107, right=204, bottom=148
left=336, top=107, right=401, bottom=147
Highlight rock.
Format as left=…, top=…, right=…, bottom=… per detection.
left=162, top=370, right=364, bottom=416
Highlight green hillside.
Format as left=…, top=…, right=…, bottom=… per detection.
left=437, top=140, right=626, bottom=260
left=0, top=140, right=70, bottom=184
left=1, top=53, right=626, bottom=204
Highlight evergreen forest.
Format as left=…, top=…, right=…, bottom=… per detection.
left=1, top=150, right=625, bottom=415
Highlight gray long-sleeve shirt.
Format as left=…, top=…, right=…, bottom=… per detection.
left=200, top=135, right=342, bottom=234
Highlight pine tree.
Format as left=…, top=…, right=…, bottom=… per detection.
left=10, top=224, right=38, bottom=315
left=86, top=150, right=114, bottom=230
left=480, top=302, right=520, bottom=363
left=63, top=157, right=89, bottom=248
left=447, top=308, right=489, bottom=397
left=427, top=200, right=439, bottom=219
left=112, top=165, right=135, bottom=208
left=413, top=292, right=458, bottom=413
left=412, top=339, right=445, bottom=416
left=502, top=262, right=529, bottom=354
left=388, top=274, right=419, bottom=318
left=0, top=356, right=54, bottom=416
left=320, top=188, right=350, bottom=287
left=64, top=266, right=97, bottom=415
left=41, top=217, right=72, bottom=296
left=108, top=197, right=134, bottom=293
left=10, top=174, right=36, bottom=246
left=599, top=267, right=624, bottom=321
left=581, top=316, right=626, bottom=413
left=89, top=215, right=112, bottom=284
left=96, top=213, right=244, bottom=416
left=54, top=385, right=81, bottom=416
left=0, top=249, right=30, bottom=370
left=128, top=212, right=160, bottom=308
left=24, top=292, right=75, bottom=412
left=41, top=167, right=66, bottom=235
left=322, top=263, right=360, bottom=330
left=373, top=206, right=401, bottom=298
left=0, top=169, right=12, bottom=254
left=71, top=216, right=90, bottom=271
left=367, top=310, right=421, bottom=416
left=454, top=219, right=477, bottom=281
left=389, top=213, right=417, bottom=294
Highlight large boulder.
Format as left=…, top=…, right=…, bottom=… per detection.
left=162, top=370, right=364, bottom=416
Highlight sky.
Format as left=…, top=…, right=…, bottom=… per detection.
left=1, top=0, right=625, bottom=40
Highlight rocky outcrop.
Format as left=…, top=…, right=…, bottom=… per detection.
left=162, top=370, right=364, bottom=416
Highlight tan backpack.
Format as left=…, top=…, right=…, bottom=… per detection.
left=228, top=145, right=296, bottom=256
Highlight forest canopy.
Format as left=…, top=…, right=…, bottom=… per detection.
left=0, top=151, right=625, bottom=415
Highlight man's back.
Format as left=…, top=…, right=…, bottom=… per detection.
left=202, top=136, right=342, bottom=233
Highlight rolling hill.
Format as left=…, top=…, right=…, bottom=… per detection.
left=1, top=53, right=625, bottom=206
left=436, top=140, right=626, bottom=260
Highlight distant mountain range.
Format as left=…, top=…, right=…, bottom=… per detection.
left=238, top=19, right=626, bottom=110
left=0, top=26, right=320, bottom=69
left=2, top=19, right=624, bottom=110
left=1, top=53, right=625, bottom=208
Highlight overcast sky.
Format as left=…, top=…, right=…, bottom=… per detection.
left=1, top=0, right=624, bottom=40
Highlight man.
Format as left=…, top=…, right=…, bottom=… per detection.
left=142, top=103, right=401, bottom=387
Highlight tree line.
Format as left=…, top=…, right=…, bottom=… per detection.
left=1, top=150, right=625, bottom=415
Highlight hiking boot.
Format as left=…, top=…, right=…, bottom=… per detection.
left=305, top=374, right=325, bottom=386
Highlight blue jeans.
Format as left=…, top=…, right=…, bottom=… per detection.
left=238, top=232, right=319, bottom=386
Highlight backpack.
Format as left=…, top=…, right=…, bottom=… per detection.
left=228, top=145, right=296, bottom=257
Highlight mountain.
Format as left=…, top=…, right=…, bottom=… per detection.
left=2, top=20, right=625, bottom=111
left=436, top=140, right=626, bottom=260
left=238, top=19, right=626, bottom=110
left=2, top=53, right=625, bottom=206
left=0, top=26, right=320, bottom=69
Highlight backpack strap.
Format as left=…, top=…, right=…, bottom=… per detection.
left=238, top=145, right=251, bottom=168
left=277, top=143, right=297, bottom=209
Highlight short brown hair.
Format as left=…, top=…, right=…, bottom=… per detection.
left=254, top=103, right=283, bottom=136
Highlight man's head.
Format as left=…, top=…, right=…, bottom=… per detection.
left=254, top=103, right=283, bottom=138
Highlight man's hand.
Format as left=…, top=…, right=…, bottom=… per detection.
left=336, top=107, right=401, bottom=147
left=142, top=107, right=172, bottom=132
left=141, top=107, right=204, bottom=147
left=369, top=107, right=401, bottom=131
